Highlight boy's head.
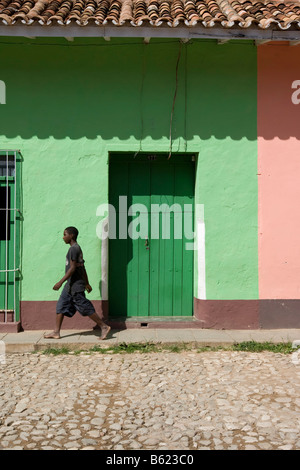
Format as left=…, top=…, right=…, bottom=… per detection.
left=63, top=226, right=79, bottom=244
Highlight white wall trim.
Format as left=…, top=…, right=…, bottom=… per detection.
left=197, top=219, right=206, bottom=300
left=100, top=217, right=108, bottom=301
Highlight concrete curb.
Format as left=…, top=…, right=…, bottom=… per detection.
left=1, top=328, right=300, bottom=353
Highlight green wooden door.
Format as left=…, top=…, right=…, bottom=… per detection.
left=109, top=154, right=194, bottom=318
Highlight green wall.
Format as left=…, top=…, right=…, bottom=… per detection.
left=0, top=37, right=258, bottom=304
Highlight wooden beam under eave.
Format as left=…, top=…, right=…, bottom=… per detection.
left=217, top=39, right=230, bottom=44
left=289, top=40, right=300, bottom=46
left=255, top=40, right=271, bottom=46
left=104, top=36, right=111, bottom=41
left=144, top=37, right=151, bottom=44
left=65, top=37, right=74, bottom=41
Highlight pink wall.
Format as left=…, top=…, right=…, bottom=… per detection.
left=258, top=43, right=300, bottom=299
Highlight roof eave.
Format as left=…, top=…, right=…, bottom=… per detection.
left=0, top=24, right=299, bottom=41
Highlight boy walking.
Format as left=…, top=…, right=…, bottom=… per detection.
left=44, top=226, right=111, bottom=340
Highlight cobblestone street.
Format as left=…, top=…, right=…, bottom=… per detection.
left=1, top=350, right=300, bottom=450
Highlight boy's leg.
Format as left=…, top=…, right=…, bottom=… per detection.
left=88, top=312, right=111, bottom=340
left=44, top=286, right=74, bottom=339
left=44, top=313, right=64, bottom=339
left=73, top=292, right=111, bottom=340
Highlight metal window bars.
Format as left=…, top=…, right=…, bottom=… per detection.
left=0, top=150, right=20, bottom=323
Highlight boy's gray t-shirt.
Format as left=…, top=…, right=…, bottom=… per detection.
left=65, top=243, right=86, bottom=293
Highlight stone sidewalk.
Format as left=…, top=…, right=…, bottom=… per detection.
left=1, top=328, right=300, bottom=352
left=1, top=347, right=300, bottom=450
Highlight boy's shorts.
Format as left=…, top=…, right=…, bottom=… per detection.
left=56, top=284, right=95, bottom=317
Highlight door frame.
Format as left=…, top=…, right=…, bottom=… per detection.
left=106, top=151, right=197, bottom=319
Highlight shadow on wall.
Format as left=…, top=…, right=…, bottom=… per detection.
left=0, top=38, right=259, bottom=142
left=257, top=43, right=300, bottom=141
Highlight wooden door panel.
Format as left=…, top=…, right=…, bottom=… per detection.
left=109, top=154, right=194, bottom=318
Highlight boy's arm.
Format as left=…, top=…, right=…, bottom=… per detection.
left=53, top=259, right=77, bottom=291
left=82, top=266, right=92, bottom=293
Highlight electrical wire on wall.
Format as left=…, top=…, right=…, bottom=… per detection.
left=134, top=42, right=146, bottom=158
left=168, top=41, right=182, bottom=159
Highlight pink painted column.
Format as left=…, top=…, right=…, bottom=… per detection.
left=258, top=43, right=300, bottom=299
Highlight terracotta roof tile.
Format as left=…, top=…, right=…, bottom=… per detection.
left=0, top=0, right=300, bottom=29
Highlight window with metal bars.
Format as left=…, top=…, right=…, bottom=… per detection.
left=0, top=186, right=10, bottom=240
left=0, top=151, right=21, bottom=323
left=0, top=154, right=15, bottom=177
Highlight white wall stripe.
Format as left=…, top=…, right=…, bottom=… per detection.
left=197, top=219, right=206, bottom=300
left=100, top=217, right=109, bottom=301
